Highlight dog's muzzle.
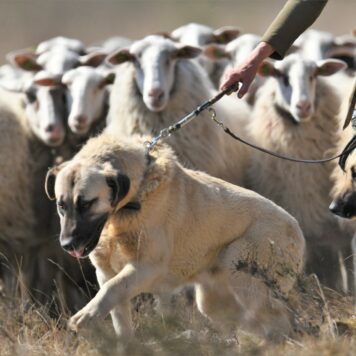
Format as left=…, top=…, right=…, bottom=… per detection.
left=60, top=214, right=108, bottom=258
left=329, top=192, right=356, bottom=219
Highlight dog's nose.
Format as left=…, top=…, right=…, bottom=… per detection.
left=60, top=232, right=79, bottom=250
left=329, top=200, right=340, bottom=214
left=329, top=199, right=348, bottom=218
left=60, top=238, right=75, bottom=252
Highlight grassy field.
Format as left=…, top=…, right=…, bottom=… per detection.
left=1, top=274, right=356, bottom=356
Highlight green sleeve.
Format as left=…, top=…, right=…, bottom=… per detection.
left=261, top=0, right=328, bottom=60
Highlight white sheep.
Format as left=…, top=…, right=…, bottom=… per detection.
left=88, top=36, right=132, bottom=55
left=294, top=29, right=356, bottom=69
left=246, top=53, right=351, bottom=291
left=7, top=43, right=106, bottom=78
left=0, top=70, right=99, bottom=310
left=36, top=36, right=86, bottom=55
left=170, top=23, right=240, bottom=47
left=106, top=35, right=251, bottom=186
left=170, top=23, right=241, bottom=88
left=0, top=87, right=35, bottom=291
left=292, top=29, right=355, bottom=112
left=0, top=68, right=66, bottom=147
left=62, top=66, right=114, bottom=135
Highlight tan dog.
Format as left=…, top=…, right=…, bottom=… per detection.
left=45, top=133, right=305, bottom=339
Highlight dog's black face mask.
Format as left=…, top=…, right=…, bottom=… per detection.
left=330, top=191, right=356, bottom=220
left=45, top=163, right=130, bottom=258
left=59, top=211, right=109, bottom=258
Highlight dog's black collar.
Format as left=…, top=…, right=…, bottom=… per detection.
left=274, top=103, right=298, bottom=126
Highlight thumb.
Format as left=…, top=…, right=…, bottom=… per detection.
left=237, top=80, right=250, bottom=98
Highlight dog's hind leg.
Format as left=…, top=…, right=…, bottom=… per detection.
left=217, top=228, right=303, bottom=340
left=195, top=269, right=243, bottom=336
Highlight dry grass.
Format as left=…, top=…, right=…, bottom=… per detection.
left=1, top=274, right=356, bottom=356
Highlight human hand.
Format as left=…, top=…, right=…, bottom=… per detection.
left=220, top=41, right=274, bottom=98
left=220, top=59, right=259, bottom=98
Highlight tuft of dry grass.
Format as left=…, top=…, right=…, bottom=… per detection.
left=0, top=274, right=356, bottom=356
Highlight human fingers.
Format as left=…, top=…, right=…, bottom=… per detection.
left=237, top=78, right=252, bottom=98
left=220, top=73, right=240, bottom=92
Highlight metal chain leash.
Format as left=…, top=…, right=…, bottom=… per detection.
left=145, top=82, right=356, bottom=166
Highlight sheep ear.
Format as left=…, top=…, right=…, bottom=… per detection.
left=203, top=44, right=230, bottom=60
left=258, top=60, right=278, bottom=77
left=99, top=71, right=116, bottom=89
left=105, top=173, right=130, bottom=207
left=316, top=59, right=347, bottom=76
left=333, top=35, right=356, bottom=48
left=213, top=26, right=241, bottom=44
left=107, top=49, right=135, bottom=65
left=45, top=163, right=68, bottom=200
left=7, top=49, right=42, bottom=72
left=155, top=32, right=175, bottom=40
left=79, top=52, right=107, bottom=67
left=173, top=45, right=201, bottom=59
left=33, top=71, right=62, bottom=87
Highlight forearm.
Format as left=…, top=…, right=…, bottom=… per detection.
left=262, top=0, right=328, bottom=59
left=248, top=41, right=275, bottom=67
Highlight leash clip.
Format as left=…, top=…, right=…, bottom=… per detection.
left=145, top=127, right=171, bottom=151
left=208, top=107, right=225, bottom=129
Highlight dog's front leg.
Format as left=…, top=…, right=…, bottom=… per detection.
left=96, top=269, right=133, bottom=338
left=68, top=262, right=161, bottom=337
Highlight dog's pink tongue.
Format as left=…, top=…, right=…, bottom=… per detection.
left=68, top=248, right=85, bottom=258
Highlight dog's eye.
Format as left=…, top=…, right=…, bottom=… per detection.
left=57, top=201, right=66, bottom=216
left=77, top=198, right=97, bottom=214
left=351, top=167, right=356, bottom=180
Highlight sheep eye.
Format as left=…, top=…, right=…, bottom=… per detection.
left=282, top=75, right=290, bottom=87
left=134, top=59, right=142, bottom=71
left=25, top=90, right=37, bottom=103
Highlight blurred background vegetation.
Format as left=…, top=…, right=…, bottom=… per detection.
left=0, top=0, right=354, bottom=60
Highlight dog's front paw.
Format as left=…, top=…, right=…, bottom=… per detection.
left=68, top=302, right=103, bottom=332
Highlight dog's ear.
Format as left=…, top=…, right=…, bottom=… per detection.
left=45, top=162, right=68, bottom=200
left=106, top=173, right=130, bottom=207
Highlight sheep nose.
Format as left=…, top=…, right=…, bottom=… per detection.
left=74, top=115, right=88, bottom=125
left=45, top=124, right=55, bottom=133
left=296, top=100, right=311, bottom=113
left=148, top=88, right=164, bottom=101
